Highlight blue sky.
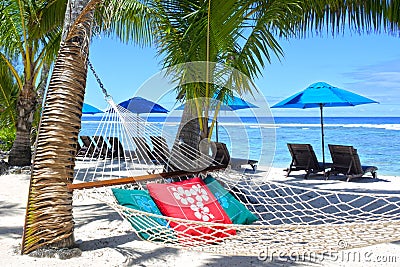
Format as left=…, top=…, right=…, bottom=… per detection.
left=85, top=32, right=400, bottom=117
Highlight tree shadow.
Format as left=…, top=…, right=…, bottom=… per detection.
left=282, top=172, right=399, bottom=195
left=114, top=245, right=308, bottom=267
left=0, top=226, right=23, bottom=238
left=0, top=201, right=23, bottom=216
left=78, top=233, right=140, bottom=252
left=73, top=203, right=121, bottom=225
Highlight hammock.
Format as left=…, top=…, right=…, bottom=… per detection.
left=71, top=99, right=400, bottom=257
left=22, top=0, right=399, bottom=255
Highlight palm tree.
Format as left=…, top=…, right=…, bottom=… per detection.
left=153, top=0, right=400, bottom=153
left=21, top=0, right=400, bottom=254
left=21, top=0, right=94, bottom=254
left=21, top=0, right=154, bottom=254
left=153, top=1, right=302, bottom=153
left=0, top=0, right=67, bottom=166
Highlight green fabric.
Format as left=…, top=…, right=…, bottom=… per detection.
left=111, top=188, right=172, bottom=241
left=204, top=175, right=258, bottom=225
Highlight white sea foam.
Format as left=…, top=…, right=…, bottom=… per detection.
left=82, top=118, right=400, bottom=131
left=141, top=121, right=400, bottom=131
left=271, top=123, right=400, bottom=131
left=341, top=124, right=400, bottom=131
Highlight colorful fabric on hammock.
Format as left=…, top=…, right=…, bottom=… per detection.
left=204, top=175, right=259, bottom=225
left=111, top=188, right=173, bottom=241
left=147, top=177, right=236, bottom=239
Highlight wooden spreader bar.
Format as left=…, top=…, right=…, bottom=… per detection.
left=67, top=165, right=227, bottom=191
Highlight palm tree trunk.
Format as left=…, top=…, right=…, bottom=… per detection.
left=176, top=103, right=201, bottom=153
left=170, top=103, right=213, bottom=172
left=62, top=0, right=89, bottom=41
left=21, top=0, right=97, bottom=255
left=8, top=84, right=37, bottom=166
left=36, top=63, right=51, bottom=108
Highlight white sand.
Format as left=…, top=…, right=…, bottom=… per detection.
left=1, top=168, right=400, bottom=266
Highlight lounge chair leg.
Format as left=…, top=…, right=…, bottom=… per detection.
left=372, top=172, right=377, bottom=178
left=251, top=164, right=257, bottom=172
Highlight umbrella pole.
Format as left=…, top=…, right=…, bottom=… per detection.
left=320, top=104, right=325, bottom=172
left=216, top=120, right=219, bottom=142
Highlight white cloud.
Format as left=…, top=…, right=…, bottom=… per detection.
left=342, top=59, right=400, bottom=101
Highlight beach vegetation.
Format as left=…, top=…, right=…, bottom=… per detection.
left=0, top=53, right=18, bottom=153
left=0, top=127, right=16, bottom=151
left=0, top=0, right=67, bottom=166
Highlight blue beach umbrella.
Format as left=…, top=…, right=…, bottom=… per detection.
left=218, top=95, right=258, bottom=111
left=118, top=96, right=169, bottom=114
left=214, top=96, right=258, bottom=141
left=82, top=103, right=103, bottom=114
left=176, top=95, right=258, bottom=111
left=118, top=96, right=169, bottom=134
left=176, top=95, right=258, bottom=141
left=271, top=82, right=378, bottom=168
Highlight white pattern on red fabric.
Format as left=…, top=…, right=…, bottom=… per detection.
left=171, top=184, right=214, bottom=222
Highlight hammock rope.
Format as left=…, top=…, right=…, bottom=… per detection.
left=72, top=100, right=400, bottom=256
left=88, top=59, right=110, bottom=98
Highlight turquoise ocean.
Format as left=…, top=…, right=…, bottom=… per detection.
left=81, top=116, right=400, bottom=176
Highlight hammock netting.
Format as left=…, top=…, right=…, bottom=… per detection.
left=71, top=99, right=400, bottom=256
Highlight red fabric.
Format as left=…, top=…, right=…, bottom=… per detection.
left=147, top=177, right=236, bottom=240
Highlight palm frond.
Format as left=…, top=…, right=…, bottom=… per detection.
left=0, top=52, right=23, bottom=90
left=383, top=0, right=400, bottom=33
left=0, top=0, right=25, bottom=57
left=295, top=0, right=400, bottom=37
left=0, top=59, right=18, bottom=127
left=94, top=0, right=155, bottom=46
left=30, top=0, right=67, bottom=40
left=34, top=30, right=62, bottom=74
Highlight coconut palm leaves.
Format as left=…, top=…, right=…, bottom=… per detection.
left=0, top=0, right=67, bottom=166
left=0, top=60, right=18, bottom=128
left=301, top=0, right=400, bottom=35
left=149, top=1, right=298, bottom=142
left=94, top=0, right=155, bottom=46
left=0, top=0, right=66, bottom=90
left=155, top=0, right=400, bottom=98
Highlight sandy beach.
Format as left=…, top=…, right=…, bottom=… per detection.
left=1, top=167, right=400, bottom=267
